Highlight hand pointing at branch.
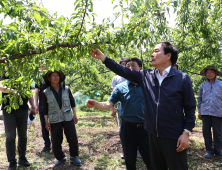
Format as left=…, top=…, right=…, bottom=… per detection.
left=91, top=48, right=106, bottom=62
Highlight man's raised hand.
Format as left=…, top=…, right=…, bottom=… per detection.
left=86, top=99, right=97, bottom=108
left=91, top=48, right=106, bottom=62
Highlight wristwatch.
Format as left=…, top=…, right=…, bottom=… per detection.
left=31, top=106, right=36, bottom=109
left=184, top=129, right=192, bottom=136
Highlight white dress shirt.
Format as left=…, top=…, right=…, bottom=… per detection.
left=155, top=65, right=172, bottom=86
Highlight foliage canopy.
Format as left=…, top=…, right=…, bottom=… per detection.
left=0, top=0, right=221, bottom=111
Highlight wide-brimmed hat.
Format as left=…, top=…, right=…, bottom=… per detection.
left=44, top=70, right=66, bottom=85
left=200, top=66, right=222, bottom=77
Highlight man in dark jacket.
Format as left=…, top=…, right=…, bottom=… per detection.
left=90, top=42, right=196, bottom=170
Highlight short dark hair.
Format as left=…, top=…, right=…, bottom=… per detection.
left=159, top=42, right=178, bottom=65
left=119, top=57, right=128, bottom=65
left=126, top=57, right=143, bottom=67
left=173, top=64, right=178, bottom=69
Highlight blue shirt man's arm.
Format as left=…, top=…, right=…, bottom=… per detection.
left=182, top=74, right=196, bottom=132
left=108, top=86, right=120, bottom=105
left=103, top=57, right=142, bottom=85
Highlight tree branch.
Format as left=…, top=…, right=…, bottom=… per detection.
left=76, top=1, right=88, bottom=38
left=68, top=70, right=110, bottom=86
left=189, top=44, right=211, bottom=67
left=0, top=15, right=146, bottom=64
left=0, top=43, right=78, bottom=63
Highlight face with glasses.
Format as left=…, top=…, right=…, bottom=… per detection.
left=126, top=61, right=142, bottom=71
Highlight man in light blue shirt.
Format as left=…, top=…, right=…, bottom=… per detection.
left=197, top=66, right=222, bottom=158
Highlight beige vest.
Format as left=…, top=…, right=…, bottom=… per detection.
left=44, top=86, right=73, bottom=124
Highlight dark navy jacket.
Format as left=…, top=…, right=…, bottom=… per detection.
left=104, top=57, right=196, bottom=139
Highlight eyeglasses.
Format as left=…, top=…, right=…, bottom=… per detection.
left=126, top=64, right=139, bottom=68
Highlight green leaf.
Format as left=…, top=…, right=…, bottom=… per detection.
left=41, top=19, right=47, bottom=27
left=34, top=12, right=41, bottom=24
left=62, top=25, right=67, bottom=33
left=174, top=1, right=178, bottom=7
left=16, top=77, right=23, bottom=82
left=113, top=5, right=118, bottom=10
left=92, top=43, right=96, bottom=50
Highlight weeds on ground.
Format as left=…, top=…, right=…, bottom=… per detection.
left=0, top=110, right=221, bottom=169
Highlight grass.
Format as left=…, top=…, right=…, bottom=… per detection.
left=0, top=110, right=221, bottom=169
left=187, top=111, right=222, bottom=170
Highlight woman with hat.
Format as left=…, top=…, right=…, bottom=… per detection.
left=197, top=66, right=222, bottom=158
left=42, top=70, right=81, bottom=166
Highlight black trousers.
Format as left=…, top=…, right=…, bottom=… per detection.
left=202, top=115, right=222, bottom=155
left=149, top=134, right=188, bottom=170
left=51, top=119, right=78, bottom=160
left=120, top=121, right=150, bottom=170
left=3, top=109, right=28, bottom=162
left=39, top=105, right=50, bottom=145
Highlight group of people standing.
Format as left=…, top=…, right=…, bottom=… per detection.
left=0, top=69, right=81, bottom=170
left=87, top=41, right=222, bottom=170
left=0, top=41, right=222, bottom=170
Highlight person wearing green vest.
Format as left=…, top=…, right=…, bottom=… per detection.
left=42, top=70, right=81, bottom=167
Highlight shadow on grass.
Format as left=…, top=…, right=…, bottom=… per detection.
left=77, top=116, right=117, bottom=128
left=36, top=151, right=55, bottom=161
left=188, top=149, right=222, bottom=170
left=77, top=122, right=96, bottom=127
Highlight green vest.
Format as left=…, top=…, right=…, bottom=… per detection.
left=44, top=86, right=73, bottom=124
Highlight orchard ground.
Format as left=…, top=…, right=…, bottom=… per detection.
left=0, top=110, right=222, bottom=170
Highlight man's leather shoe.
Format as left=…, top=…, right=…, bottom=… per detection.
left=42, top=144, right=51, bottom=152
left=121, top=152, right=124, bottom=159
left=70, top=157, right=81, bottom=165
left=18, top=157, right=31, bottom=167
left=8, top=160, right=17, bottom=170
left=215, top=152, right=222, bottom=158
left=55, top=158, right=66, bottom=166
left=204, top=152, right=214, bottom=158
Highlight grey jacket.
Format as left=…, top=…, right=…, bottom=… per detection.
left=197, top=79, right=222, bottom=117
left=44, top=86, right=73, bottom=124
